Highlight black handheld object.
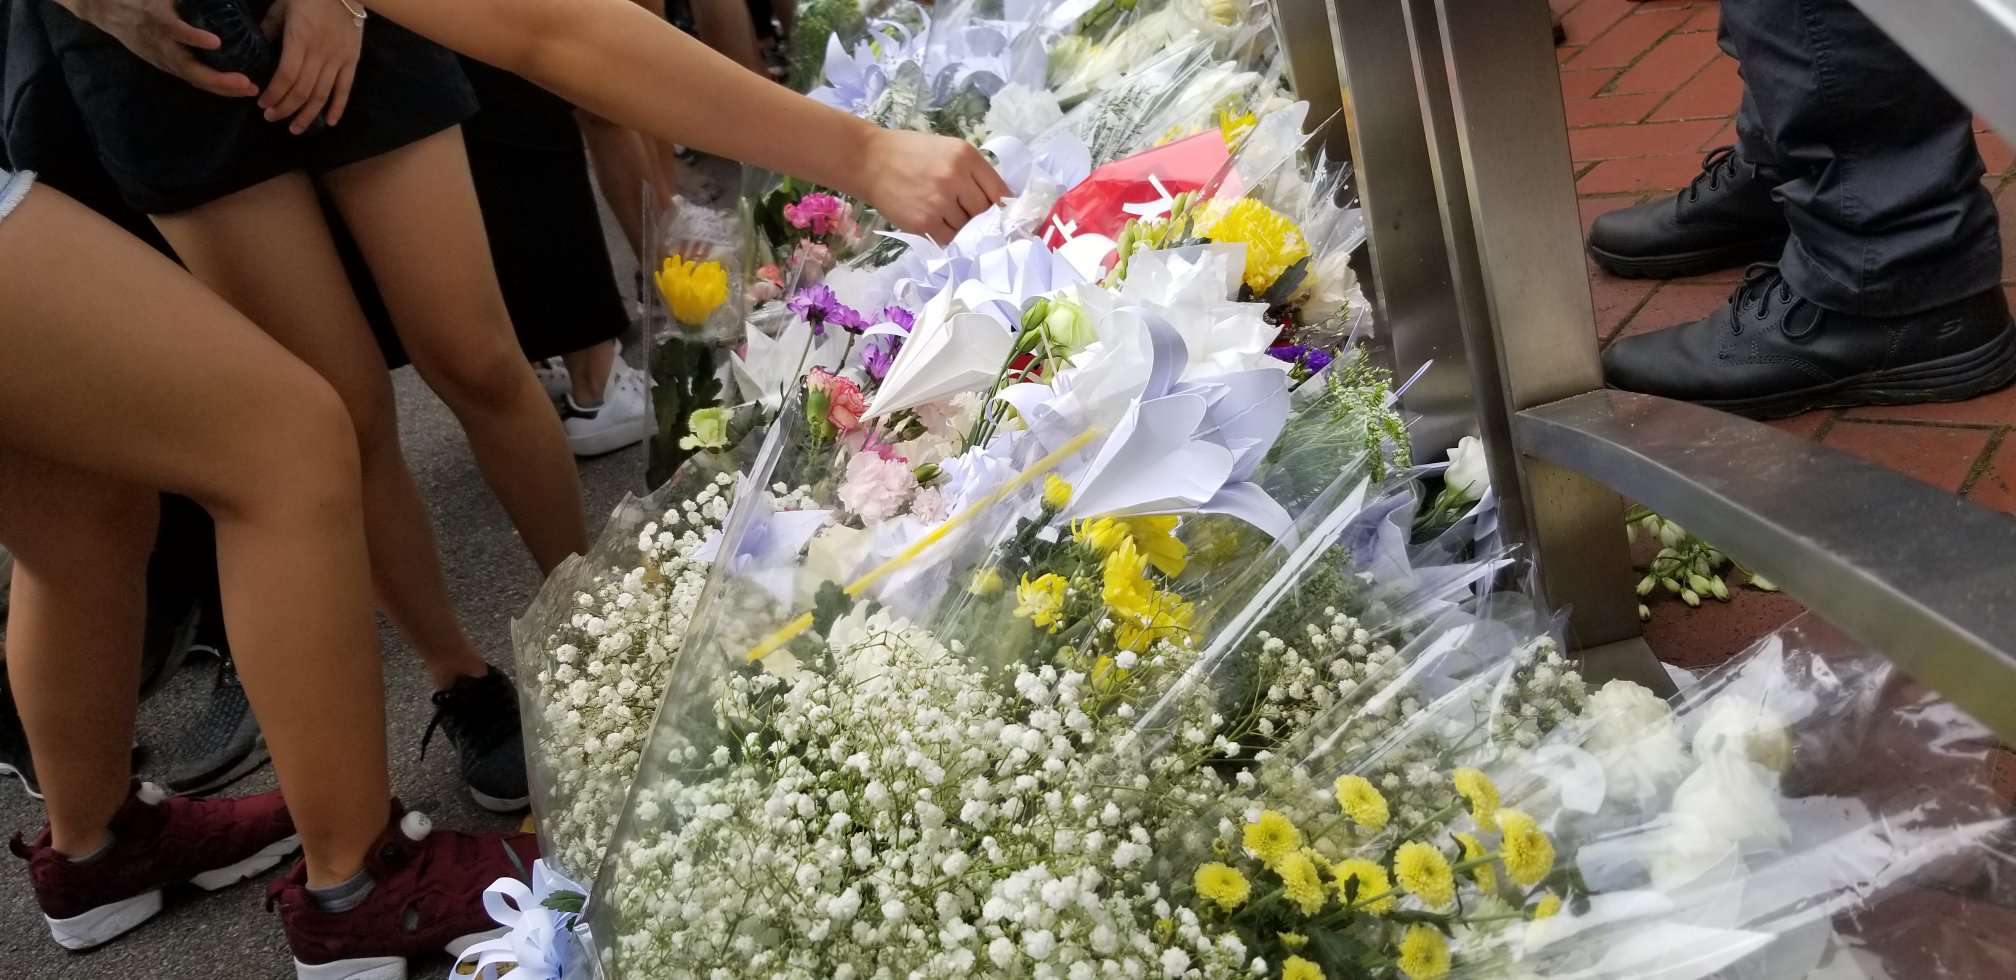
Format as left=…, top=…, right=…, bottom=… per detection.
left=174, top=0, right=325, bottom=132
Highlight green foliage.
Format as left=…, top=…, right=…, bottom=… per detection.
left=645, top=337, right=726, bottom=490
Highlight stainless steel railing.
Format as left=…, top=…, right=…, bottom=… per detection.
left=1272, top=0, right=2016, bottom=739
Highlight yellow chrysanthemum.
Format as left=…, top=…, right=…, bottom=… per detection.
left=654, top=255, right=729, bottom=328
left=1073, top=517, right=1131, bottom=555
left=1275, top=850, right=1328, bottom=917
left=1496, top=809, right=1555, bottom=887
left=1281, top=955, right=1325, bottom=980
left=1072, top=516, right=1189, bottom=577
left=1113, top=591, right=1197, bottom=652
left=1397, top=924, right=1452, bottom=980
left=1202, top=198, right=1309, bottom=295
left=1043, top=475, right=1073, bottom=510
left=1242, top=810, right=1302, bottom=868
left=1452, top=768, right=1500, bottom=829
left=1454, top=832, right=1497, bottom=895
left=1278, top=932, right=1309, bottom=951
left=1218, top=110, right=1258, bottom=147
left=1531, top=892, right=1562, bottom=921
left=1192, top=862, right=1250, bottom=912
left=1120, top=515, right=1189, bottom=577
left=1014, top=573, right=1069, bottom=631
left=969, top=567, right=1004, bottom=596
left=1393, top=841, right=1455, bottom=909
left=1333, top=775, right=1390, bottom=831
left=1101, top=537, right=1153, bottom=609
left=1330, top=858, right=1394, bottom=913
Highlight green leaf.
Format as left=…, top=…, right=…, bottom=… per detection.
left=809, top=581, right=855, bottom=636
left=541, top=890, right=587, bottom=915
left=645, top=337, right=727, bottom=490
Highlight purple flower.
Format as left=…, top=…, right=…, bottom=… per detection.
left=788, top=284, right=869, bottom=337
left=862, top=336, right=902, bottom=380
left=881, top=306, right=916, bottom=333
left=1269, top=345, right=1335, bottom=373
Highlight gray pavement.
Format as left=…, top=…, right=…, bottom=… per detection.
left=0, top=368, right=648, bottom=980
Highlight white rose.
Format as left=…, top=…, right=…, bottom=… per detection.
left=1444, top=435, right=1490, bottom=502
left=1669, top=753, right=1790, bottom=853
left=1690, top=697, right=1793, bottom=771
left=1583, top=680, right=1690, bottom=805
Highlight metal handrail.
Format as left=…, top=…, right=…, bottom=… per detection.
left=1518, top=391, right=2016, bottom=741
left=1296, top=0, right=2016, bottom=730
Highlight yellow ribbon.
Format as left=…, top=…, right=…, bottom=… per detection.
left=741, top=427, right=1102, bottom=663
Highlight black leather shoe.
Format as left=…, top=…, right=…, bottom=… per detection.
left=1602, top=266, right=2016, bottom=419
left=1588, top=146, right=1788, bottom=279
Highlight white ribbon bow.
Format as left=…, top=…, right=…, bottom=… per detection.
left=448, top=861, right=588, bottom=980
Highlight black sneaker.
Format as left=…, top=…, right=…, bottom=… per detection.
left=0, top=667, right=42, bottom=801
left=422, top=668, right=530, bottom=813
left=1588, top=146, right=1788, bottom=280
left=163, top=651, right=270, bottom=796
left=1602, top=265, right=2016, bottom=418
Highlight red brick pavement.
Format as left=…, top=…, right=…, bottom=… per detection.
left=1552, top=0, right=2016, bottom=664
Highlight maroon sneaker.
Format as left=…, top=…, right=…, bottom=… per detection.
left=9, top=782, right=299, bottom=950
left=267, top=805, right=539, bottom=980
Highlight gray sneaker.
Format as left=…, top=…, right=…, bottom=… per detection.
left=163, top=651, right=269, bottom=796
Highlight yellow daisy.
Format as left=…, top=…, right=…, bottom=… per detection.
left=1397, top=924, right=1452, bottom=980
left=1330, top=858, right=1395, bottom=913
left=1452, top=768, right=1500, bottom=829
left=1332, top=775, right=1390, bottom=831
left=1242, top=810, right=1302, bottom=868
left=1281, top=955, right=1325, bottom=980
left=1495, top=809, right=1555, bottom=887
left=1192, top=862, right=1250, bottom=912
left=1275, top=850, right=1328, bottom=917
left=1393, top=841, right=1455, bottom=909
left=1454, top=832, right=1497, bottom=895
left=1531, top=892, right=1563, bottom=921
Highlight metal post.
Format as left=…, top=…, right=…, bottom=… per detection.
left=1272, top=0, right=1351, bottom=163
left=1325, top=0, right=1474, bottom=459
left=1421, top=0, right=1657, bottom=678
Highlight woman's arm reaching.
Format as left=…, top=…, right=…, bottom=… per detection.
left=362, top=0, right=1005, bottom=237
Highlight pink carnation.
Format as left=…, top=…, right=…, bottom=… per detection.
left=783, top=193, right=848, bottom=237
left=826, top=375, right=868, bottom=433
left=836, top=453, right=917, bottom=524
left=789, top=240, right=835, bottom=281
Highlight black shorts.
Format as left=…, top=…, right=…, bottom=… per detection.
left=42, top=1, right=477, bottom=215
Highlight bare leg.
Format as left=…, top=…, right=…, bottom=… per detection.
left=152, top=174, right=492, bottom=689
left=320, top=129, right=589, bottom=575
left=0, top=460, right=152, bottom=857
left=562, top=342, right=620, bottom=405
left=0, top=187, right=384, bottom=886
left=690, top=0, right=768, bottom=75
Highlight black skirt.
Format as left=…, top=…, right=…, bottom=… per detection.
left=41, top=1, right=478, bottom=215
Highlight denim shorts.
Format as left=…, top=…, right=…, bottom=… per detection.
left=0, top=169, right=32, bottom=227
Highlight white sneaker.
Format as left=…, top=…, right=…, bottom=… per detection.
left=532, top=358, right=571, bottom=402
left=561, top=360, right=653, bottom=457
